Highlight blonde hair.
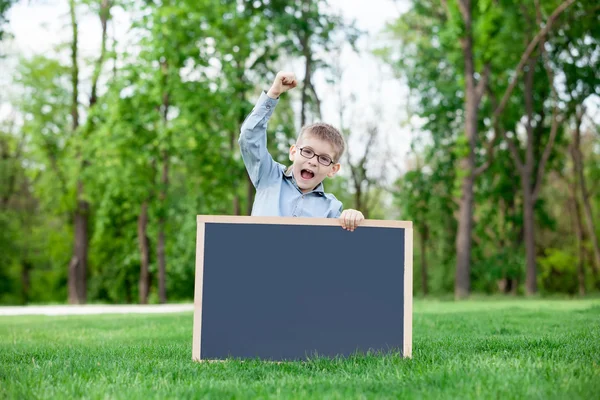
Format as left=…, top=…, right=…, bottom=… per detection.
left=298, top=123, right=345, bottom=162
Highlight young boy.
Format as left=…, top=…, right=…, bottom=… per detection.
left=239, top=71, right=364, bottom=231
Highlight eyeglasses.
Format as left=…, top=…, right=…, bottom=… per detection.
left=298, top=147, right=335, bottom=166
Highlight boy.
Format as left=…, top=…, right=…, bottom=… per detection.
left=239, top=71, right=364, bottom=231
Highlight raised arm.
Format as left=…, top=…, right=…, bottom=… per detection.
left=238, top=72, right=297, bottom=188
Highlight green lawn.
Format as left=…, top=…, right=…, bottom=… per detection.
left=1, top=299, right=599, bottom=399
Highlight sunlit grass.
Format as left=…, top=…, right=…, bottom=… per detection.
left=1, top=299, right=599, bottom=399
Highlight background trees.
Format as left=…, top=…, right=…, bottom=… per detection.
left=0, top=0, right=598, bottom=304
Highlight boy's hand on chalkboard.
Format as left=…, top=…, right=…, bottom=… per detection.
left=340, top=209, right=364, bottom=232
left=267, top=71, right=297, bottom=99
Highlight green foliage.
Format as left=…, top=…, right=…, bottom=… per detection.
left=378, top=0, right=600, bottom=297
left=538, top=249, right=579, bottom=295
left=1, top=0, right=370, bottom=304
left=471, top=248, right=525, bottom=294
left=2, top=0, right=598, bottom=303
left=393, top=145, right=458, bottom=295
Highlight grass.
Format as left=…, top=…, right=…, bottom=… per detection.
left=1, top=299, right=599, bottom=399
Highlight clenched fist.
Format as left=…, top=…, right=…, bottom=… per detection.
left=267, top=72, right=297, bottom=99
left=339, top=209, right=364, bottom=232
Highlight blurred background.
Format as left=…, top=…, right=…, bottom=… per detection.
left=0, top=0, right=598, bottom=305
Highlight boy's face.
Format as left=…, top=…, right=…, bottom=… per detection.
left=289, top=133, right=341, bottom=193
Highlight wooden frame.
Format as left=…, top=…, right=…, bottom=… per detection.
left=192, top=215, right=413, bottom=361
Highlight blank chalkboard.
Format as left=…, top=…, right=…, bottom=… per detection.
left=192, top=216, right=412, bottom=362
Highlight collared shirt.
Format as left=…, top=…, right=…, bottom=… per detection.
left=238, top=91, right=343, bottom=218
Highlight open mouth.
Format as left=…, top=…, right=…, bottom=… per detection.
left=300, top=169, right=315, bottom=180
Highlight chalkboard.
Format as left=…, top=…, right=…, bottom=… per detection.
left=192, top=216, right=412, bottom=362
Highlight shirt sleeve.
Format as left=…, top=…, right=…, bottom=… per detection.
left=328, top=198, right=343, bottom=218
left=238, top=91, right=281, bottom=189
left=333, top=204, right=343, bottom=218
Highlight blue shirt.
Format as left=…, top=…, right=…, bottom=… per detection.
left=239, top=92, right=343, bottom=218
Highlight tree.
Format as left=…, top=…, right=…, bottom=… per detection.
left=569, top=108, right=600, bottom=288
left=0, top=112, right=32, bottom=304
left=441, top=0, right=490, bottom=299
left=276, top=0, right=359, bottom=126
left=552, top=0, right=600, bottom=280
left=12, top=55, right=74, bottom=304
left=66, top=0, right=114, bottom=304
left=381, top=0, right=579, bottom=297
left=397, top=164, right=432, bottom=295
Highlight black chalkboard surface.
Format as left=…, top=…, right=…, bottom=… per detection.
left=192, top=216, right=412, bottom=362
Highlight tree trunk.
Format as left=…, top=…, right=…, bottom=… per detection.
left=455, top=171, right=474, bottom=299
left=233, top=182, right=241, bottom=215
left=157, top=153, right=168, bottom=304
left=568, top=188, right=586, bottom=295
left=522, top=175, right=536, bottom=294
left=67, top=0, right=88, bottom=304
left=69, top=0, right=112, bottom=305
left=420, top=224, right=429, bottom=296
left=241, top=91, right=252, bottom=217
left=522, top=58, right=537, bottom=296
left=70, top=182, right=89, bottom=304
left=354, top=179, right=362, bottom=212
left=69, top=0, right=79, bottom=131
left=454, top=0, right=482, bottom=299
left=565, top=146, right=587, bottom=295
left=21, top=260, right=31, bottom=304
left=579, top=173, right=600, bottom=284
left=246, top=172, right=254, bottom=215
left=510, top=279, right=518, bottom=295
left=301, top=49, right=310, bottom=127
left=455, top=18, right=476, bottom=299
left=585, top=244, right=599, bottom=288
left=571, top=109, right=600, bottom=287
left=125, top=275, right=132, bottom=304
left=499, top=12, right=564, bottom=295
left=157, top=60, right=169, bottom=304
left=486, top=0, right=576, bottom=296
left=156, top=231, right=166, bottom=301
left=232, top=68, right=244, bottom=216
left=572, top=112, right=600, bottom=279
left=300, top=0, right=312, bottom=127
left=138, top=200, right=150, bottom=304
left=90, top=0, right=110, bottom=107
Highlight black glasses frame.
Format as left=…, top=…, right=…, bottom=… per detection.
left=298, top=147, right=335, bottom=166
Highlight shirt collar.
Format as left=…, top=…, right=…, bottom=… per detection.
left=284, top=166, right=325, bottom=196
